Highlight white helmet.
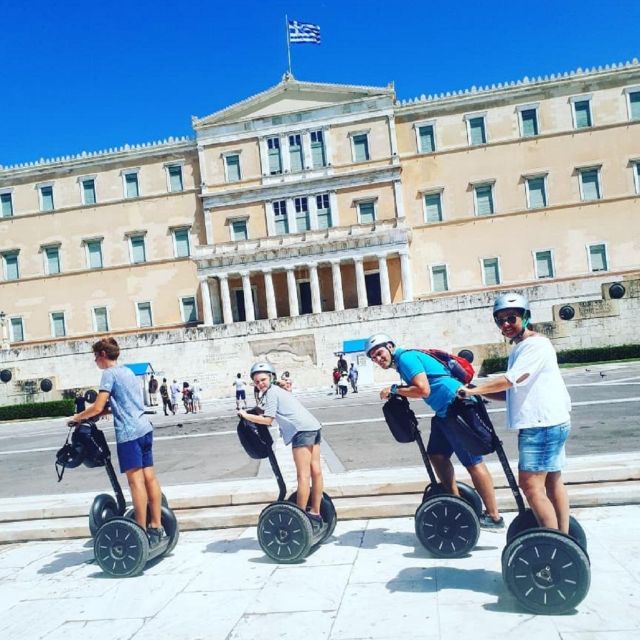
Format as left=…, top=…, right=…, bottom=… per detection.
left=250, top=362, right=276, bottom=379
left=493, top=292, right=530, bottom=316
left=365, top=333, right=395, bottom=358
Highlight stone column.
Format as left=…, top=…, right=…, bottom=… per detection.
left=203, top=208, right=214, bottom=245
left=219, top=274, right=233, bottom=325
left=331, top=260, right=344, bottom=311
left=199, top=277, right=213, bottom=326
left=399, top=250, right=414, bottom=302
left=378, top=255, right=392, bottom=305
left=286, top=267, right=299, bottom=317
left=354, top=256, right=368, bottom=308
left=309, top=263, right=321, bottom=314
left=309, top=194, right=319, bottom=230
left=241, top=271, right=255, bottom=321
left=264, top=268, right=277, bottom=319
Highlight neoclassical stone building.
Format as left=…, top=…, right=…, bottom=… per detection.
left=1, top=60, right=639, bottom=349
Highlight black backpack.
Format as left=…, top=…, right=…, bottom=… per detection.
left=382, top=396, right=418, bottom=443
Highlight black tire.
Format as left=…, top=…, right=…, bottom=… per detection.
left=89, top=494, right=119, bottom=537
left=258, top=503, right=312, bottom=563
left=161, top=493, right=169, bottom=508
left=507, top=509, right=588, bottom=551
left=415, top=495, right=480, bottom=558
left=160, top=505, right=180, bottom=555
left=502, top=529, right=591, bottom=614
left=93, top=517, right=149, bottom=577
left=422, top=481, right=483, bottom=517
left=287, top=491, right=338, bottom=543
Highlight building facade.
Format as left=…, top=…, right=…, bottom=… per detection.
left=1, top=61, right=639, bottom=350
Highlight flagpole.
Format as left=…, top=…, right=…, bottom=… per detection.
left=285, top=14, right=292, bottom=77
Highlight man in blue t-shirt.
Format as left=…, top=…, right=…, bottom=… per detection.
left=366, top=333, right=504, bottom=530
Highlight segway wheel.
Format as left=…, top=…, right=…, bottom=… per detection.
left=160, top=505, right=180, bottom=555
left=258, top=503, right=313, bottom=563
left=94, top=517, right=149, bottom=577
left=502, top=529, right=591, bottom=614
left=422, top=481, right=483, bottom=516
left=507, top=509, right=588, bottom=551
left=415, top=495, right=480, bottom=558
left=287, top=491, right=338, bottom=544
left=89, top=494, right=119, bottom=537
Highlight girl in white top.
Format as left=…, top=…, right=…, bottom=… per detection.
left=459, top=292, right=572, bottom=534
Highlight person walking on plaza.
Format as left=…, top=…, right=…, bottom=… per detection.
left=458, top=292, right=572, bottom=534
left=182, top=382, right=193, bottom=414
left=233, top=373, right=247, bottom=410
left=332, top=368, right=341, bottom=395
left=366, top=333, right=504, bottom=530
left=348, top=362, right=359, bottom=393
left=238, top=362, right=325, bottom=531
left=191, top=378, right=202, bottom=413
left=73, top=391, right=86, bottom=414
left=159, top=378, right=172, bottom=416
left=170, top=379, right=181, bottom=415
left=70, top=337, right=165, bottom=545
left=338, top=370, right=349, bottom=398
left=148, top=374, right=158, bottom=406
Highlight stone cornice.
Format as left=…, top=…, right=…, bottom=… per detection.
left=202, top=165, right=401, bottom=208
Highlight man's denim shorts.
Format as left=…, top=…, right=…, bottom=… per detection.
left=117, top=431, right=154, bottom=473
left=518, top=423, right=571, bottom=472
left=291, top=429, right=322, bottom=448
left=428, top=415, right=483, bottom=468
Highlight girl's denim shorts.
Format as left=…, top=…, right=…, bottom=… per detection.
left=518, top=422, right=571, bottom=472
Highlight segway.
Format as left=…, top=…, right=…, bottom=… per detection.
left=56, top=416, right=179, bottom=578
left=383, top=396, right=482, bottom=558
left=237, top=412, right=337, bottom=563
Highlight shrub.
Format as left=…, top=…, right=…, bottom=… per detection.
left=0, top=400, right=74, bottom=421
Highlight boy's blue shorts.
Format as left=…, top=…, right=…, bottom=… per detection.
left=428, top=415, right=483, bottom=468
left=117, top=431, right=154, bottom=473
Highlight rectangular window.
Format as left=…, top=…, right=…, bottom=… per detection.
left=579, top=168, right=601, bottom=201
left=224, top=155, right=241, bottom=182
left=273, top=200, right=289, bottom=234
left=267, top=137, right=282, bottom=175
left=86, top=240, right=103, bottom=269
left=474, top=184, right=495, bottom=215
left=288, top=134, right=304, bottom=172
left=45, top=246, right=61, bottom=275
left=310, top=130, right=326, bottom=168
left=51, top=312, right=66, bottom=337
left=535, top=250, right=555, bottom=279
left=124, top=172, right=139, bottom=198
left=417, top=124, right=435, bottom=153
left=629, top=91, right=640, bottom=121
left=468, top=116, right=487, bottom=145
left=634, top=162, right=640, bottom=194
left=2, top=252, right=19, bottom=280
left=358, top=201, right=376, bottom=224
left=168, top=165, right=183, bottom=192
left=316, top=194, right=332, bottom=229
left=588, top=244, right=608, bottom=272
left=294, top=197, right=310, bottom=232
left=137, top=302, right=153, bottom=328
left=424, top=192, right=443, bottom=223
left=82, top=179, right=96, bottom=205
left=93, top=307, right=109, bottom=332
left=520, top=108, right=539, bottom=137
left=352, top=133, right=370, bottom=162
left=231, top=219, right=248, bottom=241
left=40, top=185, right=54, bottom=211
left=181, top=297, right=197, bottom=323
left=573, top=100, right=592, bottom=129
left=10, top=317, right=24, bottom=342
left=431, top=265, right=449, bottom=292
left=130, top=235, right=146, bottom=263
left=173, top=228, right=190, bottom=258
left=482, top=258, right=501, bottom=286
left=1, top=193, right=13, bottom=217
left=526, top=176, right=547, bottom=209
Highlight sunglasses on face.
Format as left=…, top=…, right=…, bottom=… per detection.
left=495, top=314, right=520, bottom=327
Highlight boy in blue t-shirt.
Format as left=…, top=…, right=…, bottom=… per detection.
left=71, top=337, right=165, bottom=545
left=366, top=333, right=504, bottom=530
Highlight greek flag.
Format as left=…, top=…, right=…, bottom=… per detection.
left=288, top=20, right=321, bottom=44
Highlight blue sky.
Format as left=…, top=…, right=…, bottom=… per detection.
left=1, top=0, right=639, bottom=166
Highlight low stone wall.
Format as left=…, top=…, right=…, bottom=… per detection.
left=1, top=271, right=638, bottom=404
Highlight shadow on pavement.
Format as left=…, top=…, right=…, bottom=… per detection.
left=387, top=566, right=503, bottom=597
left=38, top=550, right=94, bottom=575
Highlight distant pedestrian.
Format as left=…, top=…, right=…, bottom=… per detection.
left=74, top=391, right=86, bottom=414
left=148, top=374, right=158, bottom=406
left=159, top=378, right=172, bottom=416
left=170, top=379, right=181, bottom=415
left=191, top=379, right=202, bottom=413
left=348, top=363, right=359, bottom=393
left=337, top=353, right=347, bottom=373
left=182, top=382, right=193, bottom=414
left=233, top=373, right=247, bottom=410
left=332, top=368, right=341, bottom=395
left=338, top=371, right=349, bottom=398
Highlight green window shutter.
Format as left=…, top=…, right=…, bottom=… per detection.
left=10, top=318, right=24, bottom=342
left=469, top=117, right=486, bottom=145
left=527, top=177, right=547, bottom=208
left=231, top=220, right=248, bottom=240
left=483, top=258, right=500, bottom=285
left=131, top=236, right=146, bottom=263
left=475, top=185, right=494, bottom=215
left=424, top=193, right=442, bottom=222
left=289, top=135, right=304, bottom=172
left=4, top=253, right=19, bottom=280
left=83, top=179, right=96, bottom=204
left=87, top=241, right=103, bottom=268
left=294, top=197, right=310, bottom=231
left=521, top=109, right=538, bottom=137
left=359, top=202, right=375, bottom=223
left=629, top=92, right=640, bottom=120
left=432, top=266, right=449, bottom=292
left=268, top=138, right=282, bottom=174
left=52, top=313, right=66, bottom=337
left=182, top=298, right=197, bottom=323
left=1, top=193, right=14, bottom=217
left=46, top=247, right=60, bottom=274
left=94, top=307, right=109, bottom=332
left=574, top=101, right=592, bottom=128
left=174, top=229, right=190, bottom=257
left=536, top=251, right=554, bottom=278
left=225, top=155, right=241, bottom=182
left=273, top=201, right=289, bottom=234
left=353, top=134, right=370, bottom=162
left=580, top=170, right=600, bottom=200
left=125, top=173, right=139, bottom=198
left=138, top=303, right=152, bottom=327
left=169, top=166, right=183, bottom=191
left=589, top=245, right=608, bottom=271
left=310, top=131, right=326, bottom=167
left=41, top=186, right=54, bottom=211
left=418, top=125, right=435, bottom=152
left=316, top=194, right=332, bottom=228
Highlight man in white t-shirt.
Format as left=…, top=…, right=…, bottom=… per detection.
left=232, top=373, right=247, bottom=410
left=459, top=292, right=572, bottom=534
